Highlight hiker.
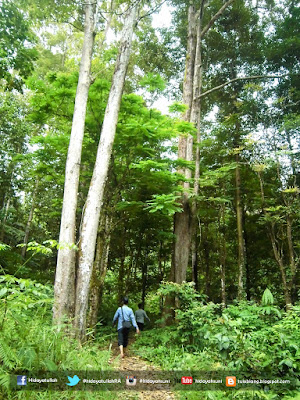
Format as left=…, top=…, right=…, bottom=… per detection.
left=134, top=303, right=150, bottom=331
left=112, top=297, right=139, bottom=358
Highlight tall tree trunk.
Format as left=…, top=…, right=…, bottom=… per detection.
left=243, top=209, right=251, bottom=301
left=276, top=159, right=298, bottom=304
left=236, top=154, right=246, bottom=300
left=220, top=250, right=226, bottom=307
left=1, top=161, right=15, bottom=210
left=0, top=197, right=10, bottom=242
left=118, top=230, right=126, bottom=302
left=286, top=215, right=298, bottom=302
left=203, top=224, right=211, bottom=299
left=172, top=3, right=196, bottom=284
left=191, top=240, right=199, bottom=291
left=87, top=214, right=112, bottom=331
left=53, top=2, right=97, bottom=323
left=134, top=242, right=142, bottom=282
left=173, top=202, right=192, bottom=283
left=219, top=203, right=227, bottom=308
left=172, top=0, right=235, bottom=285
left=257, top=171, right=292, bottom=309
left=286, top=216, right=296, bottom=281
left=142, top=254, right=148, bottom=308
left=74, top=4, right=138, bottom=340
left=22, top=178, right=39, bottom=258
left=286, top=130, right=297, bottom=182
left=270, top=225, right=292, bottom=308
left=158, top=241, right=163, bottom=281
left=165, top=0, right=235, bottom=323
left=191, top=1, right=205, bottom=290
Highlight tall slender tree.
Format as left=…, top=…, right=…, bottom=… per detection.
left=171, top=0, right=235, bottom=286
left=53, top=1, right=97, bottom=323
left=74, top=2, right=139, bottom=339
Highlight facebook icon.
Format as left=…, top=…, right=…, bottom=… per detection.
left=17, top=376, right=27, bottom=386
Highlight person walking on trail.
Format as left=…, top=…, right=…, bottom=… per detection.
left=112, top=297, right=139, bottom=358
left=135, top=303, right=150, bottom=331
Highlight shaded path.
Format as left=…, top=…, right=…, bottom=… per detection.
left=109, top=337, right=175, bottom=400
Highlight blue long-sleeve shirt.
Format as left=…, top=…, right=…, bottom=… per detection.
left=112, top=305, right=138, bottom=330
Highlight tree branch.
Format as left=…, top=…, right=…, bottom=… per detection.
left=65, top=21, right=84, bottom=32
left=201, top=0, right=235, bottom=38
left=197, top=74, right=295, bottom=99
left=138, top=0, right=167, bottom=21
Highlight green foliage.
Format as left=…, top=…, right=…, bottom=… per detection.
left=0, top=243, right=10, bottom=252
left=17, top=240, right=57, bottom=256
left=0, top=275, right=115, bottom=399
left=0, top=0, right=37, bottom=90
left=139, top=73, right=166, bottom=93
left=145, top=193, right=183, bottom=215
left=158, top=281, right=204, bottom=308
left=168, top=102, right=188, bottom=114
left=262, top=288, right=274, bottom=306
left=0, top=274, right=53, bottom=310
left=134, top=284, right=300, bottom=399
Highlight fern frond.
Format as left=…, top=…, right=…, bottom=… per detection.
left=262, top=288, right=274, bottom=306
left=0, top=337, right=17, bottom=370
left=0, top=373, right=11, bottom=391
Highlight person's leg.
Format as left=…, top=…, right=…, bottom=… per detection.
left=123, top=328, right=130, bottom=350
left=118, top=329, right=125, bottom=358
left=137, top=322, right=144, bottom=331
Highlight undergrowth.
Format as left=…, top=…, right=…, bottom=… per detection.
left=133, top=282, right=300, bottom=400
left=0, top=274, right=122, bottom=400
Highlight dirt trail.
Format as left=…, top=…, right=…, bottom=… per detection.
left=109, top=338, right=176, bottom=400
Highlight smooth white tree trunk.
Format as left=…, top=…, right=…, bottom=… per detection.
left=74, top=4, right=138, bottom=339
left=53, top=2, right=96, bottom=323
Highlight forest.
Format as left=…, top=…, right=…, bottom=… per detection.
left=0, top=0, right=299, bottom=399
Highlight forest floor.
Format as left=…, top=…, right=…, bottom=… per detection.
left=108, top=336, right=176, bottom=400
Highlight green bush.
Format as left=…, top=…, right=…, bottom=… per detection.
left=134, top=283, right=300, bottom=399
left=0, top=274, right=116, bottom=400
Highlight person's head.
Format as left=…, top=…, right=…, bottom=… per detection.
left=123, top=297, right=129, bottom=305
left=138, top=303, right=143, bottom=309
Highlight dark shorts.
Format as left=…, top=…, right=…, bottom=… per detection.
left=118, top=328, right=130, bottom=347
left=137, top=322, right=144, bottom=331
